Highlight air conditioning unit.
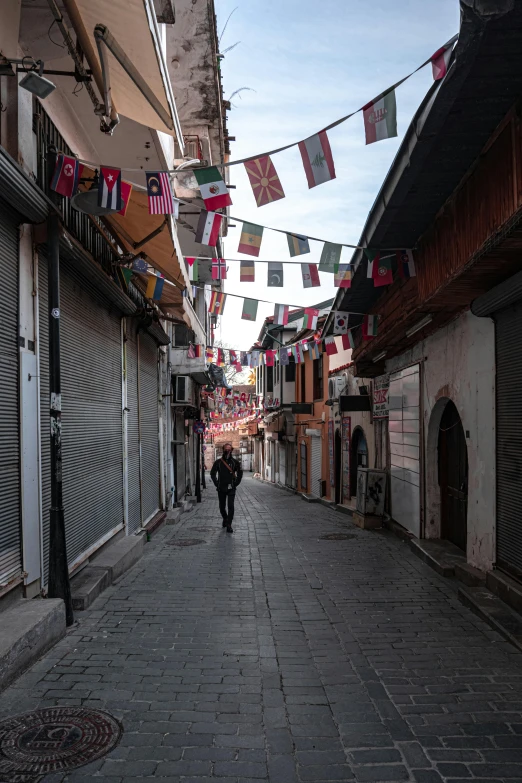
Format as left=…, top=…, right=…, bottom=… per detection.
left=175, top=375, right=190, bottom=403
left=328, top=374, right=348, bottom=401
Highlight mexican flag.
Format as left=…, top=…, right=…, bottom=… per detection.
left=303, top=308, right=319, bottom=330
left=238, top=222, right=264, bottom=257
left=194, top=167, right=232, bottom=210
left=195, top=211, right=223, bottom=246
left=363, top=89, right=397, bottom=145
left=362, top=314, right=379, bottom=339
left=241, top=298, right=259, bottom=322
left=365, top=249, right=393, bottom=287
left=298, top=131, right=336, bottom=189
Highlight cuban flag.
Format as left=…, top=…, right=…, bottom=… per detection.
left=98, top=167, right=121, bottom=210
left=397, top=249, right=416, bottom=279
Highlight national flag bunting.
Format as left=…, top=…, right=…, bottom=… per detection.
left=279, top=347, right=290, bottom=366
left=119, top=181, right=133, bottom=216
left=319, top=243, right=342, bottom=273
left=241, top=298, right=259, bottom=321
left=212, top=258, right=227, bottom=280
left=240, top=260, right=255, bottom=282
left=120, top=267, right=133, bottom=288
left=274, top=303, right=289, bottom=326
left=342, top=331, right=355, bottom=351
left=301, top=263, right=320, bottom=288
left=194, top=345, right=202, bottom=358
left=190, top=258, right=199, bottom=282
left=186, top=257, right=196, bottom=267
left=187, top=343, right=196, bottom=359
left=217, top=348, right=225, bottom=366
left=244, top=155, right=285, bottom=207
left=51, top=154, right=80, bottom=198
left=146, top=171, right=176, bottom=214
left=238, top=222, right=264, bottom=257
left=294, top=343, right=303, bottom=364
left=265, top=350, right=276, bottom=367
left=98, top=167, right=121, bottom=210
left=397, top=249, right=416, bottom=279
left=334, top=312, right=350, bottom=334
left=334, top=264, right=352, bottom=288
left=209, top=291, right=226, bottom=315
left=287, top=233, right=310, bottom=257
left=268, top=262, right=284, bottom=287
left=303, top=308, right=319, bottom=330
left=195, top=211, right=223, bottom=246
left=366, top=249, right=393, bottom=287
left=145, top=273, right=165, bottom=301
left=205, top=347, right=214, bottom=361
left=132, top=256, right=148, bottom=273
left=310, top=341, right=321, bottom=360
left=298, top=131, right=336, bottom=189
left=431, top=38, right=455, bottom=81
left=194, top=167, right=232, bottom=210
left=362, top=314, right=379, bottom=339
left=325, top=336, right=338, bottom=356
left=363, top=89, right=398, bottom=145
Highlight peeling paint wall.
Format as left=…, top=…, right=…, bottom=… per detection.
left=386, top=311, right=495, bottom=570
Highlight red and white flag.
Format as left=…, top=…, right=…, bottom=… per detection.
left=146, top=171, right=177, bottom=215
left=325, top=336, right=338, bottom=356
left=431, top=36, right=457, bottom=81
left=195, top=211, right=223, bottom=247
left=301, top=263, right=321, bottom=288
left=212, top=258, right=227, bottom=280
left=274, top=304, right=289, bottom=326
left=50, top=154, right=80, bottom=198
left=98, top=167, right=122, bottom=210
left=298, top=131, right=336, bottom=189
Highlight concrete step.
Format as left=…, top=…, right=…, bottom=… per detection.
left=166, top=508, right=182, bottom=525
left=0, top=599, right=65, bottom=692
left=409, top=538, right=466, bottom=577
left=454, top=561, right=487, bottom=587
left=486, top=569, right=522, bottom=615
left=91, top=534, right=143, bottom=582
left=71, top=567, right=110, bottom=611
left=459, top=585, right=522, bottom=653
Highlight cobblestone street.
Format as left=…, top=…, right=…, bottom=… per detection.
left=2, top=477, right=522, bottom=783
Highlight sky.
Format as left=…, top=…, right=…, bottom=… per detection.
left=215, top=0, right=460, bottom=349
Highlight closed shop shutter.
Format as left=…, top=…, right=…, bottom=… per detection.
left=39, top=255, right=123, bottom=583
left=0, top=203, right=21, bottom=587
left=310, top=436, right=322, bottom=497
left=126, top=320, right=140, bottom=532
left=138, top=331, right=160, bottom=522
left=279, top=442, right=286, bottom=486
left=389, top=364, right=421, bottom=537
left=496, top=302, right=522, bottom=575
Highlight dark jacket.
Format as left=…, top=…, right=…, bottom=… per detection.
left=210, top=454, right=243, bottom=492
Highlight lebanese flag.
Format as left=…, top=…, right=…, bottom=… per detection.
left=431, top=36, right=457, bottom=80
left=365, top=249, right=393, bottom=287
left=50, top=154, right=80, bottom=198
left=195, top=211, right=223, bottom=246
left=363, top=90, right=397, bottom=145
left=98, top=167, right=121, bottom=209
left=301, top=263, right=321, bottom=288
left=298, top=131, right=336, bottom=189
left=325, top=336, right=338, bottom=356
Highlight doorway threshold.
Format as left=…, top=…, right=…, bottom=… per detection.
left=410, top=538, right=466, bottom=577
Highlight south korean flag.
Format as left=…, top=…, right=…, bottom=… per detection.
left=333, top=311, right=350, bottom=335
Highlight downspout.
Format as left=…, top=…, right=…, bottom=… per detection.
left=137, top=331, right=144, bottom=526
left=122, top=318, right=129, bottom=531
left=158, top=346, right=166, bottom=510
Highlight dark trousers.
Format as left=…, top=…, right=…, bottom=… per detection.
left=218, top=490, right=235, bottom=523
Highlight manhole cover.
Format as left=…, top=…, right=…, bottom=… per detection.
left=319, top=533, right=357, bottom=541
left=0, top=707, right=121, bottom=780
left=191, top=526, right=214, bottom=532
left=166, top=538, right=206, bottom=547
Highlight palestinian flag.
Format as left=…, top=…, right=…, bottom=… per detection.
left=238, top=222, right=264, bottom=257
left=195, top=211, right=223, bottom=246
left=274, top=303, right=289, bottom=326
left=194, top=166, right=232, bottom=210
left=319, top=242, right=342, bottom=273
left=240, top=260, right=255, bottom=282
left=397, top=249, right=416, bottom=279
left=325, top=336, right=338, bottom=356
left=299, top=130, right=336, bottom=189
left=287, top=233, right=310, bottom=257
left=334, top=264, right=352, bottom=288
left=303, top=308, right=319, bottom=330
left=363, top=89, right=397, bottom=145
left=244, top=155, right=285, bottom=207
left=242, top=298, right=259, bottom=322
left=362, top=314, right=379, bottom=339
left=342, top=331, right=355, bottom=350
left=301, top=263, right=320, bottom=288
left=189, top=258, right=199, bottom=282
left=209, top=291, right=226, bottom=315
left=365, top=249, right=393, bottom=287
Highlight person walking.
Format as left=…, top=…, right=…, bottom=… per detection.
left=210, top=443, right=243, bottom=532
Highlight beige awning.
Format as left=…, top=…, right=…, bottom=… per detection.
left=69, top=0, right=182, bottom=140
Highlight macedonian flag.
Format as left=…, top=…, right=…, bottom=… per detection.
left=244, top=155, right=285, bottom=207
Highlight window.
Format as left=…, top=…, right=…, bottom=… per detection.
left=300, top=363, right=306, bottom=402
left=266, top=365, right=274, bottom=393
left=313, top=355, right=324, bottom=400
left=285, top=359, right=296, bottom=383
left=174, top=324, right=195, bottom=347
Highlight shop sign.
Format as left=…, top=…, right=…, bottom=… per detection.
left=373, top=376, right=390, bottom=419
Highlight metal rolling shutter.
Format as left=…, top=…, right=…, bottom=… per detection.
left=0, top=203, right=21, bottom=587
left=496, top=302, right=522, bottom=575
left=126, top=320, right=140, bottom=532
left=139, top=331, right=160, bottom=522
left=311, top=436, right=322, bottom=497
left=279, top=443, right=286, bottom=486
left=39, top=255, right=123, bottom=582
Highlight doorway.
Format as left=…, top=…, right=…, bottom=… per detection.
left=350, top=428, right=368, bottom=498
left=438, top=401, right=468, bottom=551
left=334, top=429, right=342, bottom=504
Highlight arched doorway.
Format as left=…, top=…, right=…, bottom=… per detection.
left=438, top=401, right=468, bottom=551
left=334, top=428, right=342, bottom=505
left=350, top=428, right=368, bottom=498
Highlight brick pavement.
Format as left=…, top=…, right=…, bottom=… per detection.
left=2, top=477, right=522, bottom=782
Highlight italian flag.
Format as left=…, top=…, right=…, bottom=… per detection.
left=365, top=249, right=393, bottom=287
left=298, top=131, right=336, bottom=189
left=195, top=211, right=223, bottom=246
left=194, top=167, right=232, bottom=210
left=363, top=89, right=397, bottom=145
left=362, top=314, right=379, bottom=339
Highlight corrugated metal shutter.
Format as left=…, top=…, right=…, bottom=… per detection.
left=139, top=331, right=160, bottom=522
left=279, top=443, right=286, bottom=486
left=0, top=203, right=21, bottom=587
left=126, top=320, right=140, bottom=532
left=39, top=255, right=123, bottom=583
left=389, top=365, right=421, bottom=537
left=311, top=436, right=322, bottom=497
left=496, top=302, right=522, bottom=576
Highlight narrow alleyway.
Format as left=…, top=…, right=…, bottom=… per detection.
left=2, top=477, right=522, bottom=783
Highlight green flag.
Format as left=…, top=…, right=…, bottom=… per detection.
left=319, top=242, right=342, bottom=273
left=241, top=298, right=259, bottom=322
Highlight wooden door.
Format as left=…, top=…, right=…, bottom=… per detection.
left=438, top=401, right=468, bottom=551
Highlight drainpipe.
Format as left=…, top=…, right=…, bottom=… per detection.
left=137, top=331, right=144, bottom=525
left=46, top=147, right=73, bottom=626
left=195, top=432, right=201, bottom=503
